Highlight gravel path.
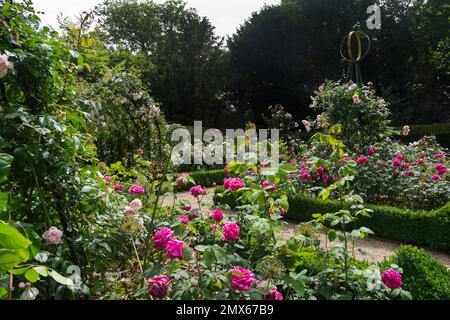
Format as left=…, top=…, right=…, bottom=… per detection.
left=162, top=188, right=450, bottom=267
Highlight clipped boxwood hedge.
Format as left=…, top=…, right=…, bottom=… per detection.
left=287, top=195, right=450, bottom=252
left=212, top=186, right=450, bottom=251
left=379, top=246, right=450, bottom=300
left=175, top=169, right=225, bottom=191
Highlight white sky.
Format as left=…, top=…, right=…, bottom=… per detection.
left=33, top=0, right=281, bottom=37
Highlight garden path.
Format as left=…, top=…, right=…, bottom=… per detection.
left=161, top=188, right=450, bottom=267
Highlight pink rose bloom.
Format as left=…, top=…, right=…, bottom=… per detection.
left=319, top=84, right=325, bottom=92
left=418, top=153, right=425, bottom=159
left=130, top=199, right=143, bottom=210
left=104, top=176, right=112, bottom=185
left=420, top=135, right=428, bottom=141
left=124, top=206, right=137, bottom=216
left=261, top=180, right=277, bottom=191
left=299, top=170, right=310, bottom=180
left=435, top=164, right=448, bottom=175
left=392, top=158, right=402, bottom=167
left=222, top=222, right=240, bottom=241
left=322, top=174, right=330, bottom=183
left=418, top=159, right=425, bottom=165
left=265, top=288, right=284, bottom=300
left=396, top=154, right=404, bottom=161
left=403, top=163, right=409, bottom=169
left=381, top=269, right=403, bottom=289
left=352, top=94, right=362, bottom=105
left=404, top=170, right=414, bottom=177
left=114, top=183, right=123, bottom=191
left=165, top=239, right=186, bottom=259
left=228, top=266, right=255, bottom=292
left=316, top=166, right=325, bottom=174
left=434, top=154, right=445, bottom=159
left=42, top=227, right=63, bottom=245
left=153, top=227, right=174, bottom=249
left=356, top=155, right=368, bottom=165
left=177, top=215, right=189, bottom=225
left=190, top=185, right=207, bottom=197
left=411, top=162, right=417, bottom=166
left=176, top=173, right=190, bottom=187
left=432, top=175, right=441, bottom=181
left=223, top=178, right=245, bottom=191
left=212, top=210, right=224, bottom=222
left=368, top=146, right=375, bottom=155
left=211, top=224, right=220, bottom=230
left=147, top=275, right=170, bottom=299
left=342, top=156, right=352, bottom=162
left=188, top=212, right=199, bottom=220
left=128, top=185, right=145, bottom=194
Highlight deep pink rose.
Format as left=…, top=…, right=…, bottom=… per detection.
left=299, top=170, right=310, bottom=180
left=265, top=288, right=284, bottom=300
left=165, top=239, right=186, bottom=259
left=223, top=178, right=245, bottom=191
left=322, top=174, right=330, bottom=183
left=228, top=266, right=255, bottom=291
left=153, top=227, right=174, bottom=249
left=404, top=170, right=414, bottom=177
left=356, top=155, right=368, bottom=165
left=190, top=185, right=207, bottom=197
left=128, top=185, right=145, bottom=194
left=368, top=146, right=375, bottom=155
left=432, top=175, right=441, bottom=181
left=403, top=163, right=409, bottom=169
left=177, top=215, right=189, bottom=225
left=261, top=180, right=277, bottom=191
left=381, top=269, right=403, bottom=289
left=181, top=205, right=192, bottom=212
left=222, top=222, right=240, bottom=241
left=212, top=210, right=224, bottom=222
left=435, top=164, right=448, bottom=175
left=434, top=153, right=445, bottom=159
left=42, top=227, right=63, bottom=244
left=224, top=167, right=229, bottom=174
left=114, top=184, right=123, bottom=191
left=392, top=158, right=402, bottom=167
left=316, top=166, right=325, bottom=174
left=147, top=275, right=169, bottom=299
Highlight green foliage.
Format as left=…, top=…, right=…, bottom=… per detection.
left=188, top=170, right=225, bottom=189
left=380, top=246, right=450, bottom=300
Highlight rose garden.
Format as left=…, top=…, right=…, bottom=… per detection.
left=0, top=0, right=449, bottom=301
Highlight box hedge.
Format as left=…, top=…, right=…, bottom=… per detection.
left=379, top=246, right=450, bottom=300
left=213, top=187, right=450, bottom=251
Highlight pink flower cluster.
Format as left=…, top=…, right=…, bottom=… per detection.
left=190, top=185, right=207, bottom=197
left=147, top=275, right=170, bottom=299
left=42, top=227, right=63, bottom=245
left=261, top=180, right=277, bottom=191
left=228, top=266, right=255, bottom=291
left=152, top=227, right=187, bottom=259
left=223, top=178, right=245, bottom=191
left=356, top=155, right=369, bottom=165
left=381, top=269, right=403, bottom=289
left=222, top=222, right=240, bottom=241
left=435, top=163, right=448, bottom=175
left=152, top=227, right=174, bottom=249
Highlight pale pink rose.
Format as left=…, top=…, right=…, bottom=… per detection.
left=352, top=94, right=362, bottom=105
left=0, top=54, right=12, bottom=79
left=42, top=227, right=63, bottom=244
left=402, top=125, right=410, bottom=136
left=130, top=199, right=143, bottom=210
left=124, top=206, right=137, bottom=216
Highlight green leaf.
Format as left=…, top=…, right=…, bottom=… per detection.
left=0, top=221, right=32, bottom=250
left=25, top=268, right=40, bottom=282
left=0, top=192, right=8, bottom=211
left=33, top=266, right=49, bottom=277
left=0, top=249, right=24, bottom=273
left=203, top=247, right=216, bottom=268
left=50, top=270, right=74, bottom=286
left=0, top=153, right=13, bottom=183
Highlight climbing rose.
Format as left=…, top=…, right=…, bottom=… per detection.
left=0, top=54, right=12, bottom=78
left=432, top=175, right=441, bottom=181
left=190, top=185, right=207, bottom=197
left=356, top=155, right=368, bottom=164
left=165, top=239, right=186, bottom=259
left=212, top=210, right=224, bottom=222
left=368, top=146, right=375, bottom=155
left=228, top=266, right=255, bottom=291
left=130, top=199, right=143, bottom=210
left=223, top=178, right=245, bottom=191
left=114, top=183, right=123, bottom=191
left=265, top=288, right=284, bottom=300
left=176, top=215, right=189, bottom=225
left=222, top=222, right=240, bottom=241
left=402, top=125, right=410, bottom=136
left=153, top=227, right=174, bottom=249
left=352, top=94, right=362, bottom=105
left=128, top=185, right=145, bottom=194
left=147, top=275, right=169, bottom=299
left=261, top=180, right=277, bottom=191
left=381, top=269, right=403, bottom=289
left=42, top=227, right=63, bottom=245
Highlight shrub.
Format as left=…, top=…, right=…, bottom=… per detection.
left=190, top=170, right=225, bottom=188
left=380, top=246, right=450, bottom=300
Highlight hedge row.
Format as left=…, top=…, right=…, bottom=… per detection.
left=174, top=170, right=225, bottom=191
left=213, top=187, right=450, bottom=252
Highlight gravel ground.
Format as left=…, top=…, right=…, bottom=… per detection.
left=162, top=188, right=450, bottom=267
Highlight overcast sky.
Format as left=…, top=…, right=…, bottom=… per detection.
left=33, top=0, right=281, bottom=37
